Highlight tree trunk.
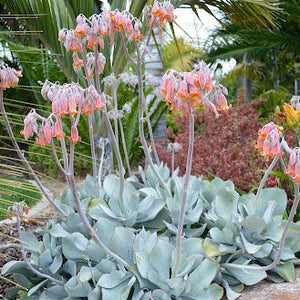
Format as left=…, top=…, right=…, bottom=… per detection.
left=243, top=55, right=252, bottom=102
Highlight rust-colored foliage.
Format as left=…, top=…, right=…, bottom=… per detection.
left=158, top=95, right=278, bottom=192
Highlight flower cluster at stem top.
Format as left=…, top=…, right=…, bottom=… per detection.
left=160, top=61, right=229, bottom=115
left=256, top=96, right=300, bottom=184
left=58, top=0, right=175, bottom=76
left=0, top=63, right=22, bottom=90
left=20, top=81, right=105, bottom=145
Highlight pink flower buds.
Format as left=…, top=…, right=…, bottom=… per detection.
left=285, top=148, right=300, bottom=184
left=255, top=122, right=283, bottom=158
left=0, top=64, right=22, bottom=90
left=160, top=61, right=228, bottom=115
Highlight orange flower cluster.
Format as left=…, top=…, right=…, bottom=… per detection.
left=0, top=64, right=22, bottom=90
left=59, top=9, right=143, bottom=51
left=58, top=2, right=176, bottom=75
left=20, top=109, right=55, bottom=146
left=21, top=81, right=105, bottom=145
left=150, top=0, right=176, bottom=25
left=285, top=148, right=300, bottom=184
left=255, top=122, right=283, bottom=158
left=160, top=62, right=229, bottom=114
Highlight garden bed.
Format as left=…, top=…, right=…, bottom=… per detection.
left=0, top=215, right=52, bottom=298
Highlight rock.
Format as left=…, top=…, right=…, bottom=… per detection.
left=238, top=268, right=300, bottom=300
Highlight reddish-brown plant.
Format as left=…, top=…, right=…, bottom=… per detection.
left=158, top=95, right=278, bottom=192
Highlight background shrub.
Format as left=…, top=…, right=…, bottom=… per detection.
left=158, top=95, right=278, bottom=193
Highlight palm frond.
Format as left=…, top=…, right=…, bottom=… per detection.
left=163, top=37, right=204, bottom=71
left=173, top=0, right=281, bottom=29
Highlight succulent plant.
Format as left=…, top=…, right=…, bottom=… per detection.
left=2, top=166, right=300, bottom=300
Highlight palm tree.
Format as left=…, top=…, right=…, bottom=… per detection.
left=207, top=0, right=300, bottom=100
left=0, top=0, right=281, bottom=166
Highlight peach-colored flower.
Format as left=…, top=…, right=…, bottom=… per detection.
left=43, top=123, right=53, bottom=144
left=285, top=148, right=300, bottom=184
left=74, top=22, right=89, bottom=37
left=0, top=65, right=22, bottom=90
left=87, top=32, right=98, bottom=49
left=94, top=94, right=105, bottom=110
left=255, top=122, right=283, bottom=158
left=150, top=1, right=176, bottom=25
left=160, top=62, right=227, bottom=114
left=81, top=99, right=93, bottom=114
left=68, top=98, right=77, bottom=115
left=74, top=15, right=89, bottom=37
left=72, top=53, right=83, bottom=67
left=20, top=123, right=33, bottom=140
left=54, top=118, right=65, bottom=138
left=69, top=125, right=81, bottom=143
left=36, top=128, right=49, bottom=146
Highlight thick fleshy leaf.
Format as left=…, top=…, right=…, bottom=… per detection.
left=88, top=286, right=101, bottom=300
left=98, top=270, right=129, bottom=289
left=49, top=223, right=69, bottom=238
left=222, top=280, right=241, bottom=300
left=109, top=227, right=135, bottom=264
left=213, top=190, right=239, bottom=222
left=240, top=233, right=262, bottom=255
left=241, top=215, right=266, bottom=235
left=43, top=286, right=68, bottom=299
left=27, top=279, right=48, bottom=296
left=64, top=277, right=92, bottom=297
left=39, top=249, right=53, bottom=267
left=20, top=231, right=42, bottom=253
left=203, top=238, right=221, bottom=257
left=83, top=175, right=99, bottom=198
left=188, top=259, right=219, bottom=289
left=273, top=261, right=296, bottom=282
left=224, top=261, right=267, bottom=285
left=49, top=253, right=63, bottom=274
left=62, top=232, right=89, bottom=260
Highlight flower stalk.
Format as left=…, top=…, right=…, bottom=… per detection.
left=174, top=103, right=194, bottom=276
left=0, top=88, right=65, bottom=215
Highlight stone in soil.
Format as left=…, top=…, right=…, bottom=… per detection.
left=237, top=268, right=300, bottom=300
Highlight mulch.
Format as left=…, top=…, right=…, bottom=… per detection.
left=0, top=215, right=52, bottom=299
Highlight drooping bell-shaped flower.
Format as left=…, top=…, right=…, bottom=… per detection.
left=69, top=125, right=81, bottom=143
left=53, top=117, right=65, bottom=138
left=74, top=14, right=90, bottom=37
left=285, top=148, right=300, bottom=184
left=255, top=122, right=283, bottom=158
left=0, top=64, right=22, bottom=90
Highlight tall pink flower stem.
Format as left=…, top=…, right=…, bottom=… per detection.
left=255, top=156, right=279, bottom=204
left=60, top=137, right=69, bottom=170
left=135, top=46, right=171, bottom=196
left=118, top=117, right=132, bottom=176
left=0, top=88, right=65, bottom=215
left=120, top=32, right=160, bottom=165
left=51, top=140, right=67, bottom=176
left=134, top=40, right=160, bottom=165
left=80, top=49, right=97, bottom=179
left=174, top=104, right=194, bottom=276
left=93, top=46, right=125, bottom=198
